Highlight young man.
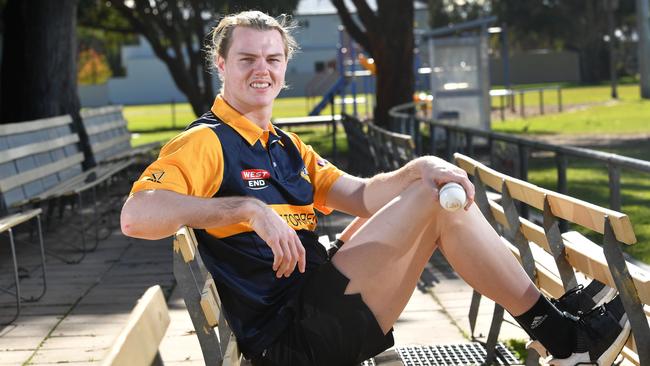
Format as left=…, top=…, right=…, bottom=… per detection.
left=121, top=11, right=630, bottom=366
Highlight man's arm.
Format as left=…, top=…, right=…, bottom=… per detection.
left=121, top=189, right=306, bottom=277
left=326, top=156, right=475, bottom=218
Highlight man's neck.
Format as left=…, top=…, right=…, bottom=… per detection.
left=221, top=95, right=273, bottom=130
left=242, top=109, right=272, bottom=129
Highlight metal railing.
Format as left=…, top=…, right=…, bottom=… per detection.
left=389, top=101, right=650, bottom=217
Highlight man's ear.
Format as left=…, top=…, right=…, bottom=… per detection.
left=217, top=56, right=226, bottom=74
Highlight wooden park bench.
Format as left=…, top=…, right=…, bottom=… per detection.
left=81, top=105, right=161, bottom=166
left=0, top=208, right=45, bottom=325
left=0, top=114, right=132, bottom=264
left=102, top=285, right=170, bottom=366
left=455, top=153, right=650, bottom=366
left=340, top=114, right=376, bottom=177
left=173, top=227, right=245, bottom=366
left=366, top=122, right=416, bottom=172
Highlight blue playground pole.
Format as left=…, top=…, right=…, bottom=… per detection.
left=350, top=43, right=358, bottom=117
left=337, top=26, right=346, bottom=116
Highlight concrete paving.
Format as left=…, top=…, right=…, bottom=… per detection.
left=0, top=210, right=528, bottom=366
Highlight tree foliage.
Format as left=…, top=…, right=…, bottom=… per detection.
left=78, top=48, right=113, bottom=85
left=79, top=0, right=299, bottom=117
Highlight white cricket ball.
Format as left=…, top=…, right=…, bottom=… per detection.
left=439, top=182, right=467, bottom=212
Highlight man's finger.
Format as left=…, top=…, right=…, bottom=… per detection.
left=295, top=235, right=306, bottom=273
left=277, top=239, right=292, bottom=278
left=286, top=235, right=300, bottom=277
left=269, top=239, right=282, bottom=272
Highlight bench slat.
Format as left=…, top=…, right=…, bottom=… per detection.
left=80, top=105, right=123, bottom=119
left=85, top=119, right=126, bottom=135
left=0, top=153, right=84, bottom=192
left=0, top=134, right=79, bottom=165
left=562, top=232, right=650, bottom=304
left=223, top=337, right=242, bottom=366
left=546, top=192, right=636, bottom=244
left=101, top=285, right=170, bottom=366
left=174, top=226, right=197, bottom=262
left=0, top=115, right=73, bottom=136
left=91, top=135, right=131, bottom=155
left=455, top=153, right=637, bottom=245
left=0, top=208, right=42, bottom=232
left=201, top=278, right=221, bottom=327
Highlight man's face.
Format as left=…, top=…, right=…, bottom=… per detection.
left=218, top=27, right=287, bottom=113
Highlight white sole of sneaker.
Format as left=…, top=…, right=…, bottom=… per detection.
left=596, top=313, right=631, bottom=366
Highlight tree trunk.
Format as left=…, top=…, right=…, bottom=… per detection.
left=1, top=0, right=80, bottom=123
left=373, top=0, right=414, bottom=127
left=331, top=0, right=414, bottom=129
left=0, top=0, right=94, bottom=166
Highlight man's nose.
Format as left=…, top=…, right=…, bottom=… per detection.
left=253, top=59, right=269, bottom=74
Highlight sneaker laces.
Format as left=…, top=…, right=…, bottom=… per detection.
left=575, top=305, right=607, bottom=339
left=552, top=285, right=585, bottom=305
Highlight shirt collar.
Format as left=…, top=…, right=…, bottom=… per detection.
left=211, top=95, right=278, bottom=146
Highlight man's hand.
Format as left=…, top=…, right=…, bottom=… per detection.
left=248, top=204, right=306, bottom=278
left=415, top=156, right=475, bottom=210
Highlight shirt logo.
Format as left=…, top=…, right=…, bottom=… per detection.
left=241, top=169, right=271, bottom=190
left=317, top=158, right=329, bottom=167
left=145, top=171, right=165, bottom=183
left=530, top=315, right=548, bottom=329
left=300, top=167, right=311, bottom=183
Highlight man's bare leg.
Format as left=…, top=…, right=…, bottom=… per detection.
left=331, top=180, right=539, bottom=334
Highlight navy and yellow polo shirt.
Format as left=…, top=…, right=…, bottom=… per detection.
left=130, top=95, right=345, bottom=357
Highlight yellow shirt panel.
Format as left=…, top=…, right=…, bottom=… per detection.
left=130, top=125, right=224, bottom=198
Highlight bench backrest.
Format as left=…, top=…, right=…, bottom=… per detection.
left=0, top=115, right=84, bottom=213
left=173, top=227, right=243, bottom=366
left=80, top=105, right=132, bottom=164
left=455, top=153, right=650, bottom=366
left=366, top=123, right=416, bottom=171
left=102, top=285, right=170, bottom=366
left=340, top=115, right=376, bottom=177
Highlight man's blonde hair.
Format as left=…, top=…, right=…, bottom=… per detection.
left=207, top=10, right=298, bottom=68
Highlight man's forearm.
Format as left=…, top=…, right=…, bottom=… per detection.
left=121, top=189, right=263, bottom=240
left=360, top=158, right=423, bottom=215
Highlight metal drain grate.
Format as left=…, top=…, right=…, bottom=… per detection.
left=361, top=342, right=520, bottom=366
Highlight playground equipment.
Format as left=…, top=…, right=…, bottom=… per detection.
left=307, top=26, right=376, bottom=117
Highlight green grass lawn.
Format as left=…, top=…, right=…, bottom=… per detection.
left=492, top=84, right=650, bottom=135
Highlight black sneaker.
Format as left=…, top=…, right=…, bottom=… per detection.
left=527, top=280, right=617, bottom=357
left=547, top=296, right=630, bottom=366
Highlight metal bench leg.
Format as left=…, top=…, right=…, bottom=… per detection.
left=26, top=215, right=48, bottom=301
left=76, top=192, right=88, bottom=253
left=1, top=228, right=21, bottom=325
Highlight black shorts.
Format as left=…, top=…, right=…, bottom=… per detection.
left=250, top=261, right=395, bottom=366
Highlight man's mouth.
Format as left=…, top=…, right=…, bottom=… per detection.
left=250, top=82, right=271, bottom=89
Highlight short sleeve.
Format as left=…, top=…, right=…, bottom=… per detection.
left=286, top=132, right=344, bottom=214
left=130, top=125, right=224, bottom=198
